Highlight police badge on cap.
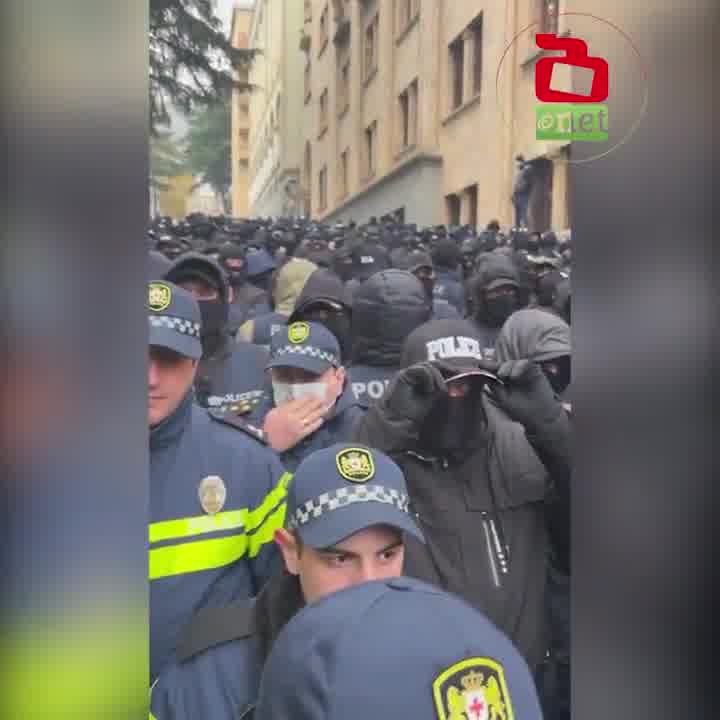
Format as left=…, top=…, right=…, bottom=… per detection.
left=148, top=282, right=172, bottom=312
left=336, top=448, right=375, bottom=484
left=433, top=659, right=514, bottom=720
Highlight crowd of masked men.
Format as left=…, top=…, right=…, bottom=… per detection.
left=147, top=210, right=572, bottom=719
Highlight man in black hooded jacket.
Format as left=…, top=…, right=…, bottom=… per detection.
left=495, top=307, right=571, bottom=720
left=165, top=253, right=268, bottom=411
left=353, top=318, right=570, bottom=672
left=348, top=269, right=432, bottom=407
left=467, top=254, right=526, bottom=360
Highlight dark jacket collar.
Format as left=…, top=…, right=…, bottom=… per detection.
left=149, top=390, right=193, bottom=451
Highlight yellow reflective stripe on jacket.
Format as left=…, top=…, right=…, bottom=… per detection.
left=148, top=472, right=292, bottom=579
left=249, top=502, right=287, bottom=558
left=245, top=471, right=292, bottom=558
left=246, top=472, right=293, bottom=532
left=149, top=533, right=248, bottom=580
left=149, top=508, right=248, bottom=544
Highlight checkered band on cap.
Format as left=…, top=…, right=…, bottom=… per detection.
left=274, top=344, right=338, bottom=366
left=288, top=485, right=410, bottom=530
left=149, top=315, right=201, bottom=338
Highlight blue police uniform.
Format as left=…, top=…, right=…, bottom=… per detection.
left=250, top=321, right=365, bottom=472
left=250, top=386, right=364, bottom=472
left=195, top=337, right=268, bottom=412
left=150, top=444, right=423, bottom=720
left=246, top=311, right=287, bottom=347
left=254, top=578, right=543, bottom=720
left=148, top=282, right=292, bottom=682
left=347, top=364, right=396, bottom=406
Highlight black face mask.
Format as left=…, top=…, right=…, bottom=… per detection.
left=481, top=292, right=519, bottom=328
left=539, top=355, right=571, bottom=395
left=198, top=299, right=229, bottom=348
left=418, top=394, right=483, bottom=458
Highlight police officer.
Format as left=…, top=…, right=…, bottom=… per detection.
left=254, top=578, right=543, bottom=720
left=150, top=443, right=424, bottom=719
left=164, top=253, right=268, bottom=412
left=348, top=269, right=432, bottom=406
left=250, top=321, right=364, bottom=472
left=148, top=281, right=290, bottom=681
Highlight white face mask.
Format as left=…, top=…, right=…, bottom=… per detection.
left=271, top=381, right=329, bottom=408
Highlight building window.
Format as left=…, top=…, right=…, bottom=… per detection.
left=398, top=79, right=418, bottom=150
left=319, top=4, right=329, bottom=54
left=449, top=34, right=464, bottom=110
left=364, top=121, right=377, bottom=179
left=318, top=165, right=328, bottom=211
left=364, top=14, right=379, bottom=81
left=304, top=61, right=312, bottom=104
left=339, top=148, right=349, bottom=199
left=319, top=88, right=328, bottom=136
left=465, top=184, right=478, bottom=229
left=338, top=60, right=350, bottom=115
left=539, top=0, right=559, bottom=35
left=470, top=14, right=483, bottom=97
left=446, top=193, right=461, bottom=225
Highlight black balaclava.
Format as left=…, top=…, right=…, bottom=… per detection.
left=539, top=354, right=571, bottom=395
left=165, top=254, right=230, bottom=355
left=218, top=242, right=248, bottom=288
left=418, top=389, right=484, bottom=459
left=483, top=288, right=521, bottom=328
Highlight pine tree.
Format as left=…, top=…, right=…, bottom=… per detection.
left=150, top=0, right=255, bottom=131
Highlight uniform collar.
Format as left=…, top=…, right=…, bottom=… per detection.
left=149, top=390, right=193, bottom=450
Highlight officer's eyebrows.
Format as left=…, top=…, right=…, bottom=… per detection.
left=317, top=538, right=404, bottom=558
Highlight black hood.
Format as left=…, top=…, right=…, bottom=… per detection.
left=289, top=268, right=351, bottom=316
left=351, top=270, right=432, bottom=367
left=164, top=252, right=230, bottom=304
left=400, top=318, right=484, bottom=369
left=494, top=307, right=571, bottom=363
left=468, top=254, right=523, bottom=321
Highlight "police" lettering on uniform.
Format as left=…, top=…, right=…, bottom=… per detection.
left=425, top=336, right=482, bottom=362
left=352, top=379, right=390, bottom=401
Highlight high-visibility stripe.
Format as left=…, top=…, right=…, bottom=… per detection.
left=149, top=508, right=248, bottom=544
left=246, top=472, right=293, bottom=532
left=149, top=533, right=248, bottom=580
left=249, top=502, right=288, bottom=558
left=148, top=473, right=293, bottom=579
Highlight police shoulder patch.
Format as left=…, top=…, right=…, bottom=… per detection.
left=287, top=321, right=310, bottom=344
left=432, top=657, right=514, bottom=720
left=336, top=447, right=375, bottom=483
left=148, top=281, right=172, bottom=312
left=208, top=409, right=267, bottom=445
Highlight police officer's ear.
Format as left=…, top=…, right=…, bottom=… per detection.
left=274, top=528, right=302, bottom=575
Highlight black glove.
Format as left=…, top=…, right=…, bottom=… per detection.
left=384, top=361, right=447, bottom=425
left=490, top=359, right=562, bottom=430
